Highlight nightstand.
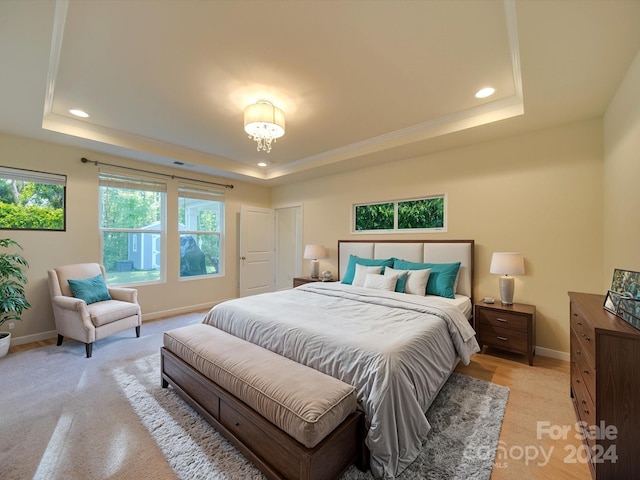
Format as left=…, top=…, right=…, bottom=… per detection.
left=474, top=301, right=536, bottom=365
left=293, top=277, right=320, bottom=287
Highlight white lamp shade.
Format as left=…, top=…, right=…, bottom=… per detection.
left=489, top=252, right=525, bottom=275
left=244, top=102, right=285, bottom=138
left=304, top=245, right=326, bottom=260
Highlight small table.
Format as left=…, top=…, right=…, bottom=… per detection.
left=293, top=277, right=321, bottom=287
left=474, top=301, right=536, bottom=365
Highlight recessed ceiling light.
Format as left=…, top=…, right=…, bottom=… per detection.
left=69, top=109, right=90, bottom=118
left=257, top=162, right=269, bottom=167
left=475, top=87, right=495, bottom=99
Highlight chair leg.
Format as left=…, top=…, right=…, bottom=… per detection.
left=85, top=342, right=93, bottom=358
left=57, top=334, right=64, bottom=346
left=135, top=325, right=141, bottom=337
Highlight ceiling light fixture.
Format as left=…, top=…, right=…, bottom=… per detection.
left=475, top=87, right=495, bottom=99
left=69, top=109, right=89, bottom=118
left=244, top=101, right=285, bottom=153
left=257, top=162, right=268, bottom=167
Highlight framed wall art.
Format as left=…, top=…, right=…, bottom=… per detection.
left=604, top=268, right=640, bottom=330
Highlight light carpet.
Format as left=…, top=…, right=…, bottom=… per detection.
left=0, top=313, right=508, bottom=479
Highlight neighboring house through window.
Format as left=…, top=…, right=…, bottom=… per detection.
left=99, top=171, right=166, bottom=285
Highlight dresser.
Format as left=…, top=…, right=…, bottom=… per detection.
left=474, top=302, right=536, bottom=365
left=568, top=292, right=640, bottom=478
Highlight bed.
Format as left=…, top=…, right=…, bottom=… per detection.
left=202, top=239, right=479, bottom=479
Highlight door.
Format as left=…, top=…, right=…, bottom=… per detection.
left=275, top=206, right=302, bottom=290
left=239, top=205, right=275, bottom=297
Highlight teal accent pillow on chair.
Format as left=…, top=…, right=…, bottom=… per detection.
left=68, top=274, right=113, bottom=304
left=393, top=259, right=461, bottom=298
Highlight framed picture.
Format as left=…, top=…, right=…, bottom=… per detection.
left=610, top=268, right=640, bottom=297
left=605, top=268, right=640, bottom=330
left=603, top=290, right=622, bottom=315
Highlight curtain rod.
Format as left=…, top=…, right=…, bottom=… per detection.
left=80, top=157, right=234, bottom=189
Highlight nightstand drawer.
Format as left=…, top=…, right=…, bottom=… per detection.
left=478, top=323, right=527, bottom=352
left=477, top=308, right=528, bottom=331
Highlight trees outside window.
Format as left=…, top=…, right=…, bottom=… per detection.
left=0, top=167, right=66, bottom=231
left=99, top=172, right=166, bottom=285
left=178, top=184, right=224, bottom=278
left=354, top=195, right=446, bottom=233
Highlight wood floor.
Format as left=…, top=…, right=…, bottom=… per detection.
left=9, top=339, right=590, bottom=479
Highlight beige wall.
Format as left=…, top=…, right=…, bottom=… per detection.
left=603, top=48, right=640, bottom=286
left=0, top=133, right=270, bottom=342
left=273, top=119, right=604, bottom=354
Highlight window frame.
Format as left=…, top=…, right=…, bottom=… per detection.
left=178, top=182, right=225, bottom=280
left=352, top=194, right=447, bottom=234
left=99, top=170, right=167, bottom=286
left=0, top=166, right=67, bottom=231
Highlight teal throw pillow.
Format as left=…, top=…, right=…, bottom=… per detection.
left=393, top=259, right=461, bottom=299
left=341, top=255, right=395, bottom=284
left=68, top=274, right=112, bottom=304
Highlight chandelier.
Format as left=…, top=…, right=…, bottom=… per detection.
left=243, top=101, right=285, bottom=153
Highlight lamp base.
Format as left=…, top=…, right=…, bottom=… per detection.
left=499, top=275, right=515, bottom=305
left=310, top=259, right=320, bottom=279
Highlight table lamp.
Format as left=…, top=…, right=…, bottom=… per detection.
left=304, top=245, right=327, bottom=279
left=490, top=252, right=525, bottom=305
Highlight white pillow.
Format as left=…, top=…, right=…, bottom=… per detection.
left=385, top=266, right=431, bottom=296
left=405, top=268, right=430, bottom=296
left=364, top=273, right=397, bottom=291
left=352, top=264, right=383, bottom=287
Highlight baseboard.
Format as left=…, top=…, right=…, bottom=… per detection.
left=9, top=330, right=58, bottom=347
left=8, top=299, right=234, bottom=347
left=535, top=346, right=570, bottom=362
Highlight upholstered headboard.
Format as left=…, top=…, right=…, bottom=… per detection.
left=338, top=240, right=474, bottom=300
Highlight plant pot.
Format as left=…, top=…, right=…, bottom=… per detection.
left=0, top=332, right=10, bottom=357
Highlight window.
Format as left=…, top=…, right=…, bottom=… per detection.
left=178, top=183, right=224, bottom=278
left=354, top=195, right=446, bottom=233
left=99, top=171, right=166, bottom=285
left=0, top=166, right=66, bottom=231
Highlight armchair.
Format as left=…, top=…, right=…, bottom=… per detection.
left=48, top=263, right=142, bottom=358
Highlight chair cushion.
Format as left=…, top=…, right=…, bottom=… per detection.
left=68, top=274, right=112, bottom=304
left=87, top=300, right=140, bottom=327
left=164, top=324, right=358, bottom=448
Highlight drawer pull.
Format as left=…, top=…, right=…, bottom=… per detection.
left=235, top=422, right=240, bottom=427
left=496, top=336, right=508, bottom=341
left=575, top=378, right=581, bottom=384
left=575, top=350, right=581, bottom=355
left=583, top=370, right=589, bottom=375
left=576, top=321, right=582, bottom=325
left=583, top=408, right=590, bottom=415
left=496, top=318, right=507, bottom=323
left=581, top=333, right=591, bottom=342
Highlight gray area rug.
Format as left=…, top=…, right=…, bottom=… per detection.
left=115, top=354, right=509, bottom=480
left=0, top=313, right=508, bottom=480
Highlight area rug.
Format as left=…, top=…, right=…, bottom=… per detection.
left=114, top=354, right=509, bottom=480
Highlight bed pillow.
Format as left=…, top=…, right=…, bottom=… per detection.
left=363, top=273, right=397, bottom=292
left=384, top=267, right=408, bottom=293
left=385, top=266, right=430, bottom=296
left=341, top=255, right=395, bottom=284
left=393, top=259, right=461, bottom=299
left=68, top=274, right=112, bottom=304
left=352, top=264, right=383, bottom=287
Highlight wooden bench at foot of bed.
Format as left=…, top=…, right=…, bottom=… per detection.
left=161, top=324, right=367, bottom=480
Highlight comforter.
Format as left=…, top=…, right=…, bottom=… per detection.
left=203, top=282, right=480, bottom=479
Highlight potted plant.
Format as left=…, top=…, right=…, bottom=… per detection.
left=0, top=238, right=31, bottom=357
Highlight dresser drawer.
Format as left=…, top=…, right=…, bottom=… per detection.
left=478, top=323, right=527, bottom=352
left=570, top=303, right=595, bottom=352
left=477, top=308, right=529, bottom=331
left=571, top=361, right=596, bottom=431
left=570, top=326, right=595, bottom=384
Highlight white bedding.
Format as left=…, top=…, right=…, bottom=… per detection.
left=202, top=282, right=480, bottom=479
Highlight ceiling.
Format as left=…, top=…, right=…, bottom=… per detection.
left=1, top=0, right=639, bottom=186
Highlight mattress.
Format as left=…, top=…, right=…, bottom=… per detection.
left=202, top=282, right=479, bottom=479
